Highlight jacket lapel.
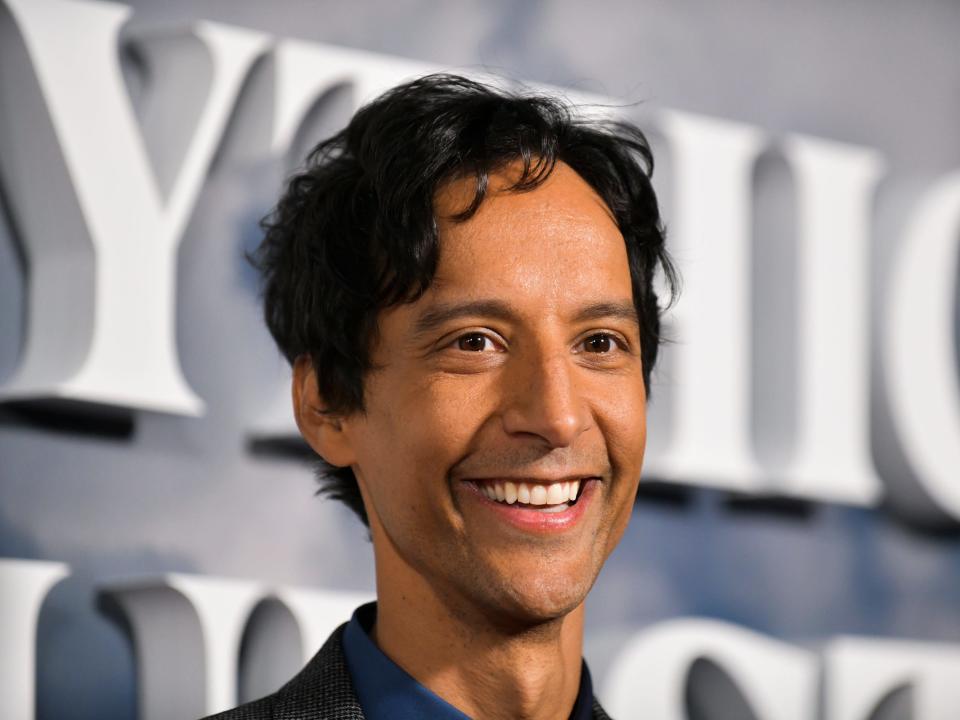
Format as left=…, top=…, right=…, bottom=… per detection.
left=272, top=623, right=365, bottom=719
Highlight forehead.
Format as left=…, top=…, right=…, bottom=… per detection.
left=429, top=162, right=632, bottom=308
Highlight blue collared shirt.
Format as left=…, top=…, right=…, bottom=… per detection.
left=342, top=602, right=595, bottom=720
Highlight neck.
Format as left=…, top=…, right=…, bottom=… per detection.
left=370, top=545, right=586, bottom=720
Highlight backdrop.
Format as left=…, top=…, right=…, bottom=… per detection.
left=1, top=1, right=959, bottom=719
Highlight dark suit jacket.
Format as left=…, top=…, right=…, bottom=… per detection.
left=202, top=623, right=613, bottom=719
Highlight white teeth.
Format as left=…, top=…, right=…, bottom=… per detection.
left=480, top=479, right=587, bottom=507
left=546, top=483, right=565, bottom=505
left=517, top=483, right=531, bottom=504
left=530, top=485, right=547, bottom=505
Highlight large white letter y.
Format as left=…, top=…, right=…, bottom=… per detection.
left=0, top=0, right=269, bottom=414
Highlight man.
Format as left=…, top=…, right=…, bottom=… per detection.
left=208, top=73, right=675, bottom=720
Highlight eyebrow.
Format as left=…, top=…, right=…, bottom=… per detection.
left=572, top=301, right=640, bottom=326
left=411, top=299, right=640, bottom=338
left=412, top=300, right=516, bottom=337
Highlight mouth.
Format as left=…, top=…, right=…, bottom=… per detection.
left=461, top=476, right=600, bottom=532
left=474, top=477, right=587, bottom=512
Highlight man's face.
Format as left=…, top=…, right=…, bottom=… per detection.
left=343, top=161, right=646, bottom=624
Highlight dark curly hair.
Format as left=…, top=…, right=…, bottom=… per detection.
left=253, top=73, right=677, bottom=526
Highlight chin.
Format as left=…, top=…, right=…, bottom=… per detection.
left=482, top=566, right=596, bottom=628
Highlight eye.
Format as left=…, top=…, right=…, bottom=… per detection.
left=456, top=332, right=496, bottom=352
left=583, top=333, right=617, bottom=353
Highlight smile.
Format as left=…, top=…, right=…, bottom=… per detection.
left=476, top=479, right=583, bottom=512
left=461, top=476, right=599, bottom=533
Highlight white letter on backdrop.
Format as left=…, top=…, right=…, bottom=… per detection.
left=101, top=573, right=371, bottom=718
left=883, top=172, right=960, bottom=522
left=647, top=112, right=766, bottom=491
left=103, top=574, right=267, bottom=719
left=824, top=636, right=960, bottom=720
left=602, top=618, right=817, bottom=720
left=776, top=136, right=886, bottom=505
left=0, top=558, right=69, bottom=720
left=0, top=0, right=269, bottom=414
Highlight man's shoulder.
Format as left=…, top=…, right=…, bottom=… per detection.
left=200, top=623, right=364, bottom=720
left=200, top=620, right=614, bottom=720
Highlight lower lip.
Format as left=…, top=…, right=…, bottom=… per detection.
left=460, top=479, right=599, bottom=533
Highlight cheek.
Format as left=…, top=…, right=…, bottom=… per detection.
left=412, top=369, right=503, bottom=435
left=596, top=377, right=647, bottom=466
left=594, top=380, right=647, bottom=536
left=356, top=372, right=500, bottom=489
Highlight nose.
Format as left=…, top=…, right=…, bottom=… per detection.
left=501, top=350, right=592, bottom=448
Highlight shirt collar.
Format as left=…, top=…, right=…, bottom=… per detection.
left=342, top=602, right=595, bottom=720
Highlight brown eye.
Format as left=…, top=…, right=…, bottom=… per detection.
left=457, top=333, right=490, bottom=352
left=584, top=334, right=614, bottom=353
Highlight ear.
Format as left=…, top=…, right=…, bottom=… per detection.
left=292, top=355, right=357, bottom=468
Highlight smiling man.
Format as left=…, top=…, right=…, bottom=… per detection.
left=207, top=74, right=675, bottom=720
